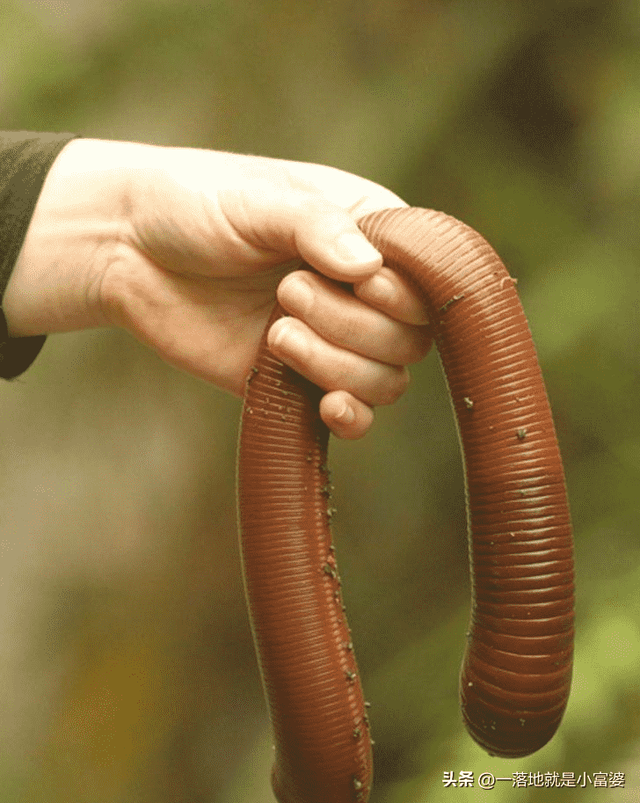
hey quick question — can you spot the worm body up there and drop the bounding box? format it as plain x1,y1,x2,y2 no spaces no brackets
237,207,574,802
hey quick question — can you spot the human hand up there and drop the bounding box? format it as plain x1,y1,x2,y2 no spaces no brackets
5,139,431,438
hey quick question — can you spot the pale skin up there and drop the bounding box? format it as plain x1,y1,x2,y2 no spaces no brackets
4,139,431,439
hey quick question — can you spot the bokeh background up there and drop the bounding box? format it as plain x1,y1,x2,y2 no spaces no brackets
1,1,639,801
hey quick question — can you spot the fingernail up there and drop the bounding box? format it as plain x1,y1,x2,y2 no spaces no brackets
281,275,314,315
360,272,394,304
334,400,355,424
335,232,381,265
270,319,309,361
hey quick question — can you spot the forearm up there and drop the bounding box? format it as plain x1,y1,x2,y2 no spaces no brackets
3,138,146,337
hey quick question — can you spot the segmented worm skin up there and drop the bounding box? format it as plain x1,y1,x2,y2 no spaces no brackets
237,207,574,802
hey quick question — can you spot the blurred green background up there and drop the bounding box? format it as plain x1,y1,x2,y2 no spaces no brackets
1,1,638,801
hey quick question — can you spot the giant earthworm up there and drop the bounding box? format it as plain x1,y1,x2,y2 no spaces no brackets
237,207,574,803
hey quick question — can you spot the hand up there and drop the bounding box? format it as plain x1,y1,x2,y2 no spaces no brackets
5,139,431,438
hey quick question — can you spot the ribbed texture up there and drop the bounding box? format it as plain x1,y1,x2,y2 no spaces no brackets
238,341,372,803
237,207,574,802
358,208,573,758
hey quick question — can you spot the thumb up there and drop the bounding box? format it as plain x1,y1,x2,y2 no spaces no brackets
293,202,385,282
220,181,387,281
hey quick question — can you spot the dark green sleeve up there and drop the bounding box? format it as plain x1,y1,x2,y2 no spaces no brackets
0,131,80,379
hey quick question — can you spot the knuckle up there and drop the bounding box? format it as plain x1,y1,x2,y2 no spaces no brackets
376,366,410,405
326,361,356,393
406,327,433,363
393,324,432,365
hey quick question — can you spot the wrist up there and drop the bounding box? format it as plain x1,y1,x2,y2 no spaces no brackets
2,138,141,337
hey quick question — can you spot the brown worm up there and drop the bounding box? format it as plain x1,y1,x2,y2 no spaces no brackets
237,207,574,803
